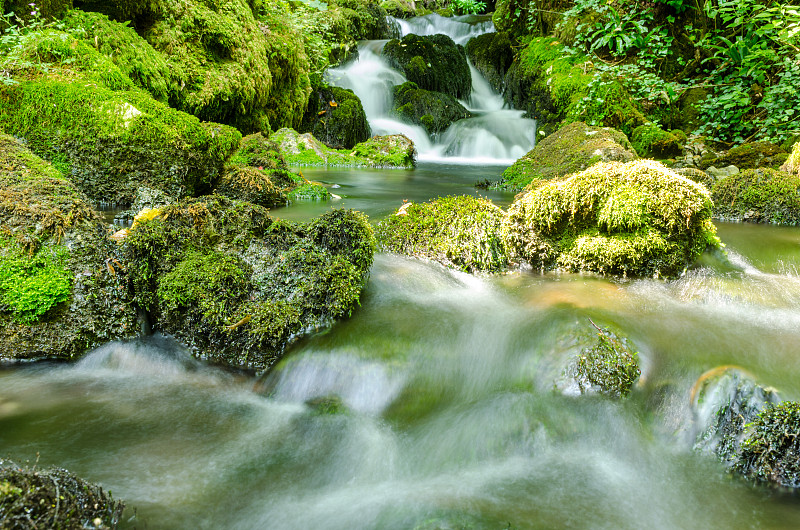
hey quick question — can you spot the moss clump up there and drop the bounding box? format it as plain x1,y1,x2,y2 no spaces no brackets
505,159,719,278
392,82,471,135
0,133,137,362
0,241,72,323
711,168,800,225
0,33,241,204
734,401,800,488
380,0,416,18
493,122,637,191
573,320,640,397
674,167,714,190
122,196,375,371
382,33,471,100
300,86,371,149
270,128,416,168
288,182,330,201
631,123,684,159
376,196,509,273
214,166,290,208
0,459,125,529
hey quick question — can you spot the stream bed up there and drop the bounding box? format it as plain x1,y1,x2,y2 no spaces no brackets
2,162,800,528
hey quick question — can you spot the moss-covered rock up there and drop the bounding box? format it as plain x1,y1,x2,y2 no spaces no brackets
734,401,800,489
674,167,714,190
0,133,137,362
570,320,640,397
493,122,637,191
780,141,800,175
711,168,800,225
692,366,780,465
7,0,72,21
376,195,509,273
631,123,684,159
270,128,416,168
465,31,514,92
380,0,416,18
505,159,719,278
0,459,125,529
702,141,788,170
392,82,472,135
121,196,375,371
300,86,371,149
382,33,471,100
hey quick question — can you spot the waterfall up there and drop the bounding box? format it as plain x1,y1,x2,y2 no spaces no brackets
325,14,536,166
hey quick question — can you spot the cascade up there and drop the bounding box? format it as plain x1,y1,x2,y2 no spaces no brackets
325,14,536,165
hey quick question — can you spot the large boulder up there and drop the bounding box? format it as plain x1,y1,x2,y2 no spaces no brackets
0,28,241,204
270,128,416,168
465,31,514,92
392,82,472,135
0,134,137,362
0,459,125,529
711,168,800,225
300,86,371,149
376,195,509,273
494,122,637,191
121,196,375,372
505,159,719,278
382,33,471,100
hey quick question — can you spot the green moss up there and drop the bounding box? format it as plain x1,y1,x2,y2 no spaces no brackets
711,168,800,225
0,240,72,323
707,141,788,170
6,0,72,21
382,33,471,99
288,182,330,201
380,0,415,18
631,123,684,159
494,122,636,191
215,166,289,208
392,81,471,134
300,86,370,149
734,401,800,488
574,321,640,397
270,128,416,168
0,70,241,202
122,196,374,371
376,195,509,273
782,141,800,175
505,159,719,278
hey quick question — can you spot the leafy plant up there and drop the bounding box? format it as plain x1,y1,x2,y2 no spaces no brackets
451,0,486,15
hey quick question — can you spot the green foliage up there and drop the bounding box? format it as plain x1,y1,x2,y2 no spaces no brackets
575,320,641,397
376,195,509,273
0,240,72,323
288,182,330,201
735,401,800,488
451,0,486,15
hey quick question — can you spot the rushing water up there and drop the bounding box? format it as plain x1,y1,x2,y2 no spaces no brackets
325,14,536,165
3,167,800,527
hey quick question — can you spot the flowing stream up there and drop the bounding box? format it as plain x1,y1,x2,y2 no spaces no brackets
3,13,800,530
326,14,536,165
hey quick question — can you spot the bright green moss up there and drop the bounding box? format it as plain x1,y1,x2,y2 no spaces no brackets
782,141,800,175
377,195,509,273
505,159,719,278
712,168,800,225
631,123,684,159
270,128,416,168
0,240,72,323
574,321,641,397
288,182,330,201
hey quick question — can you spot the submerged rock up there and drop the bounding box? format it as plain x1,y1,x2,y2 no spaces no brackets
376,195,509,273
0,459,125,529
735,401,800,489
493,122,637,191
382,33,471,100
506,159,719,278
567,320,641,398
392,82,472,135
300,86,371,149
692,366,780,464
121,196,375,372
0,133,137,362
270,128,416,168
711,168,800,225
